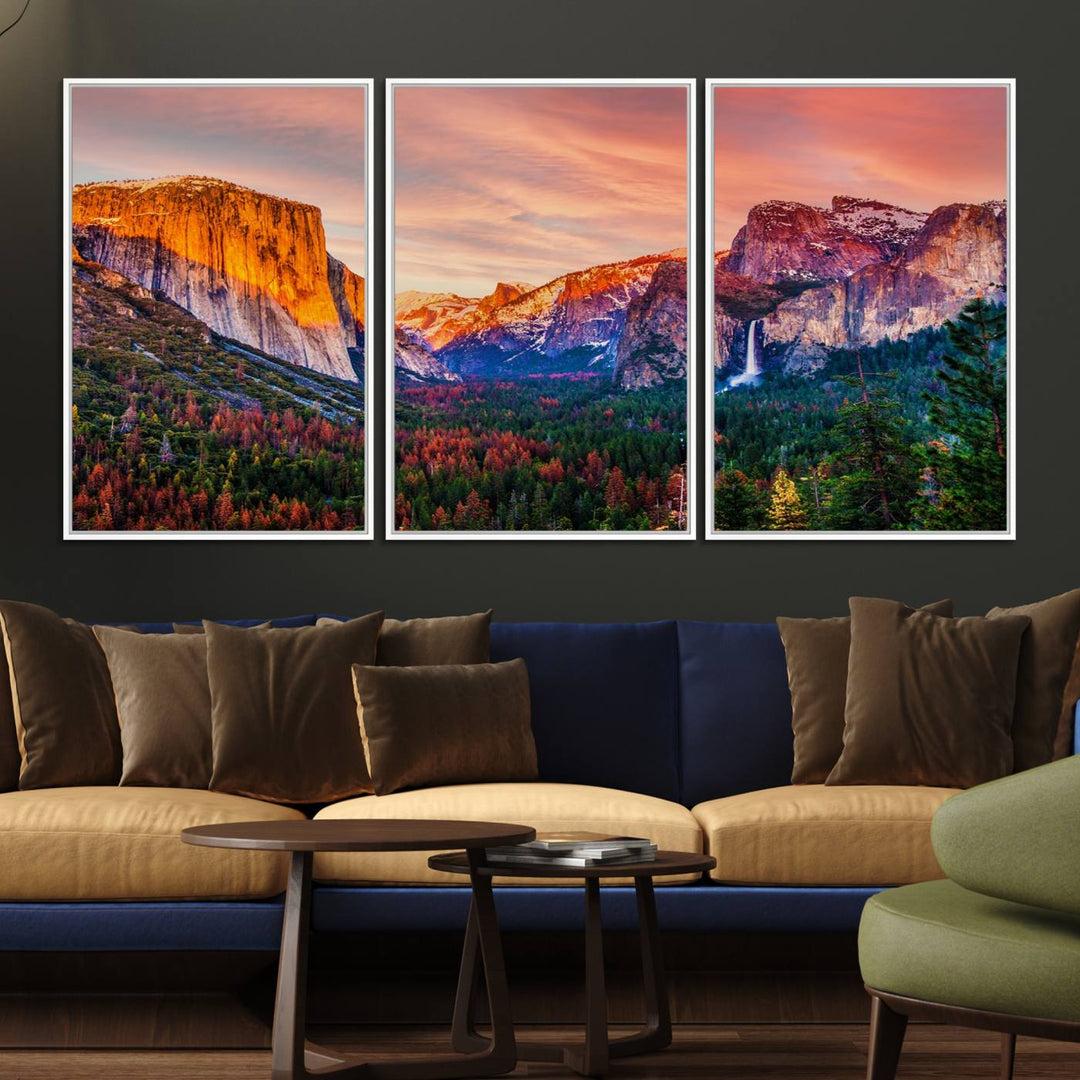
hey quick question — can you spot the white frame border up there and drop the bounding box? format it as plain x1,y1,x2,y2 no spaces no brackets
385,77,697,541
704,77,1016,541
62,77,375,541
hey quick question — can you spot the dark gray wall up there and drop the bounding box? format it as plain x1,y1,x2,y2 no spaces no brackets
0,0,1074,622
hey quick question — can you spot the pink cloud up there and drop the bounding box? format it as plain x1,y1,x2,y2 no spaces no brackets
71,84,367,272
393,84,689,296
713,85,1008,249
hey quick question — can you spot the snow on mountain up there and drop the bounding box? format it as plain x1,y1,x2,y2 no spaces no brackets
430,254,673,377
826,196,928,249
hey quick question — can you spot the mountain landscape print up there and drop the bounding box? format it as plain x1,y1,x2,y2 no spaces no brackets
708,82,1012,537
389,80,693,537
65,80,371,537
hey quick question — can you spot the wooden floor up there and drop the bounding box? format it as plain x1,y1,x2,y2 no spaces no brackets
2,1024,1080,1079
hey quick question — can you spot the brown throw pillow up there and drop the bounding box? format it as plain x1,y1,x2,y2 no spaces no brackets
827,598,1029,788
352,659,536,796
173,621,271,634
778,599,954,784
93,626,213,788
0,648,19,792
317,611,492,666
0,601,121,788
207,613,384,803
1056,641,1080,760
987,589,1080,772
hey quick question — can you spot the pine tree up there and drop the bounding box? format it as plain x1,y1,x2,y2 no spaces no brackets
827,349,918,529
920,298,1007,530
767,468,806,530
714,468,766,530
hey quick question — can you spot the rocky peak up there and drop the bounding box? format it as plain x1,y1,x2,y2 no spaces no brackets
395,292,481,350
826,195,928,252
726,199,889,285
478,281,533,314
327,254,365,353
749,199,1008,373
903,202,1007,284
71,175,364,381
615,259,687,389
393,326,461,384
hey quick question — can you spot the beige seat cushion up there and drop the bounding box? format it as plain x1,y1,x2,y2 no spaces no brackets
693,785,959,886
0,787,305,900
314,782,703,886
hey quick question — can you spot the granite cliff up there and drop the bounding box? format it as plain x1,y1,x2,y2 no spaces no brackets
72,176,365,381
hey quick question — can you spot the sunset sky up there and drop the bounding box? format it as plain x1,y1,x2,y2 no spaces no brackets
713,84,1008,250
393,84,690,297
70,84,367,271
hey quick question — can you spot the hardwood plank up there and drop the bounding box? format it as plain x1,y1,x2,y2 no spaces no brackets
1,1025,1079,1079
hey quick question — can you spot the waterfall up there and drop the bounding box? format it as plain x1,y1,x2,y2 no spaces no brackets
745,320,759,377
724,320,762,390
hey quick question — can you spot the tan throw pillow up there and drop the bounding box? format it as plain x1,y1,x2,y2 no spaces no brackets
0,601,121,788
317,611,492,666
207,614,384,803
0,647,19,792
987,589,1080,772
93,626,213,788
778,599,954,784
827,597,1030,788
173,621,270,634
352,659,536,796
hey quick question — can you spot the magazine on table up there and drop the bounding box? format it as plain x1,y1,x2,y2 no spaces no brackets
484,833,657,867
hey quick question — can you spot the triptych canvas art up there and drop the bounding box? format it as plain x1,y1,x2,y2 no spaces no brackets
64,78,1013,541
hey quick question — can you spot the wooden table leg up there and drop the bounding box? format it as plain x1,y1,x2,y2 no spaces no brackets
272,849,515,1080
563,877,609,1078
516,876,674,1076
449,898,487,1054
272,850,317,1080
462,849,518,1074
609,875,671,1058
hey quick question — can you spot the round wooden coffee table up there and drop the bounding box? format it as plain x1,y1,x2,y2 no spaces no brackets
183,819,535,1080
429,849,716,1078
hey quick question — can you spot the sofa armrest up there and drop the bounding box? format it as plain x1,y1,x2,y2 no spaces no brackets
931,756,1080,917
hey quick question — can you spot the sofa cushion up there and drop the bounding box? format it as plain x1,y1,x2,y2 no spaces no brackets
987,588,1080,772
829,598,1027,788
172,621,271,634
1056,640,1080,759
693,784,958,886
312,782,702,886
93,625,213,788
677,621,794,806
320,612,493,666
777,600,953,784
353,660,536,795
206,615,383,804
490,621,679,801
0,787,305,900
0,600,122,788
0,646,18,793
139,615,317,634
860,879,1080,1022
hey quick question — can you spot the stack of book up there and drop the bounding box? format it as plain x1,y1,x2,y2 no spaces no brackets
484,832,657,868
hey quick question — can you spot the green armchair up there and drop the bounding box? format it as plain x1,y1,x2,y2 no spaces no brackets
859,755,1080,1080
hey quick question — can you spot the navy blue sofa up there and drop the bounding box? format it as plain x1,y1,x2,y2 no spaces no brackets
4,617,1071,954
